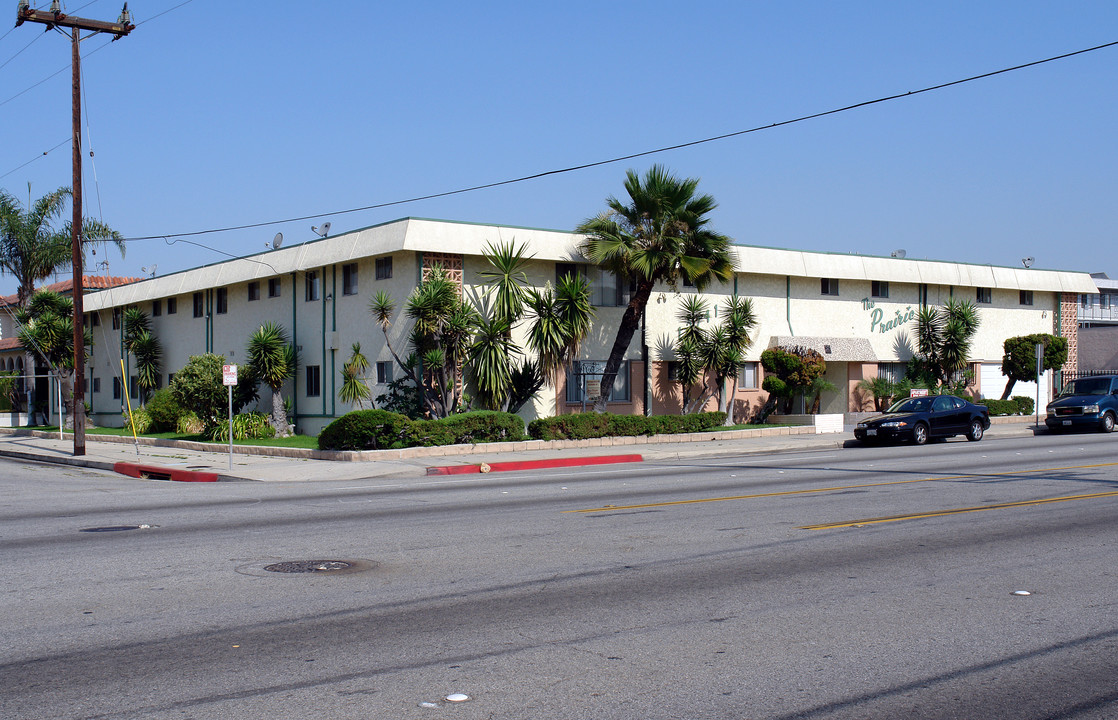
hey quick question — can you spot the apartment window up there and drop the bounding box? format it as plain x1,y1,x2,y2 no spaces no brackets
113,377,121,399
268,278,281,298
565,360,630,403
821,278,840,296
376,361,393,384
1019,290,1034,306
976,287,992,304
305,271,320,301
152,299,162,317
167,297,177,315
740,361,759,389
193,292,204,318
129,376,139,400
306,365,321,397
216,288,228,314
878,362,907,384
343,263,359,295
112,308,121,329
871,281,889,299
92,377,100,393
89,312,100,327
918,283,929,307
248,282,260,302
375,256,393,280
1102,294,1112,310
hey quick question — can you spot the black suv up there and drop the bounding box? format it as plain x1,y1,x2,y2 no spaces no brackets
1045,375,1118,433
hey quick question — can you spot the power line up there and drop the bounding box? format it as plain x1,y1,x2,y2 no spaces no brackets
0,138,71,181
118,38,1118,244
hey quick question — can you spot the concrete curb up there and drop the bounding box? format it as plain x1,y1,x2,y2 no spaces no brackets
426,453,644,476
112,462,219,483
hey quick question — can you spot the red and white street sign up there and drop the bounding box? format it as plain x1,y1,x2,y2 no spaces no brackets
222,364,238,386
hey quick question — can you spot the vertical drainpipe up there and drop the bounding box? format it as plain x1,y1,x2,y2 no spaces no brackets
786,276,794,335
291,272,298,428
206,289,213,353
330,265,337,419
321,265,329,417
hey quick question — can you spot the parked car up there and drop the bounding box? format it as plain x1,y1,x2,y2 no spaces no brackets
855,395,991,445
1045,375,1118,433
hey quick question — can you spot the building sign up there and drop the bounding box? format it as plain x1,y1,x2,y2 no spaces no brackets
862,299,917,335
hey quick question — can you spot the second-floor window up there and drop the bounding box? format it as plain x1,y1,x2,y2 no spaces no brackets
216,288,228,314
343,263,358,295
821,278,839,296
871,281,889,298
306,271,320,302
193,292,204,318
977,287,992,304
248,282,260,301
1019,290,1033,306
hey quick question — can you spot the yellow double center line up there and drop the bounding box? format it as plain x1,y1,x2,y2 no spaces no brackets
566,461,1118,528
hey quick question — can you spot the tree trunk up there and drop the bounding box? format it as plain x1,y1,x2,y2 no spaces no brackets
592,281,654,413
271,388,291,437
1000,377,1016,400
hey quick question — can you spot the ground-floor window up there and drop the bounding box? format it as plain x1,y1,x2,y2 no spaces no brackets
306,365,321,397
566,360,630,403
877,362,907,383
376,361,393,384
740,361,759,389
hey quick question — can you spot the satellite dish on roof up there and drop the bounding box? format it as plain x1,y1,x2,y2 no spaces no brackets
1022,257,1035,268
269,232,283,250
311,222,331,238
141,264,157,277
891,249,907,259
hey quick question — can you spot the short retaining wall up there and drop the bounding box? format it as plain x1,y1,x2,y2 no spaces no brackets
0,413,29,428
767,413,844,434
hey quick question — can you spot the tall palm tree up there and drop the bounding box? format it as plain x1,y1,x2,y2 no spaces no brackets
0,186,124,307
577,165,735,412
246,322,298,436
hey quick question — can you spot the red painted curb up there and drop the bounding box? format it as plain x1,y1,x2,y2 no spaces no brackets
113,462,219,483
426,453,643,476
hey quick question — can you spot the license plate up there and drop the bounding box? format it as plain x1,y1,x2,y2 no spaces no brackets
1063,420,1072,426
867,429,877,436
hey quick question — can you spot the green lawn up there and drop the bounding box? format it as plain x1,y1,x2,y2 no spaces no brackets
27,425,320,449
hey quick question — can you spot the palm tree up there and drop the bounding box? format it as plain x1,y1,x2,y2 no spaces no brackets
15,290,91,426
577,165,735,412
123,307,162,405
914,298,981,386
0,186,124,307
339,343,372,408
246,321,298,436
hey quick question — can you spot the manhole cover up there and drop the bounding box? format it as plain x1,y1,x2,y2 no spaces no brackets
264,560,354,573
80,525,143,533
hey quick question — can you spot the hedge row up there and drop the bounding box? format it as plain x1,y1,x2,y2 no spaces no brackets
527,411,727,441
317,409,525,451
983,396,1035,416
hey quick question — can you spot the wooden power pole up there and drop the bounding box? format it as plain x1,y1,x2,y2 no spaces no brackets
16,2,134,456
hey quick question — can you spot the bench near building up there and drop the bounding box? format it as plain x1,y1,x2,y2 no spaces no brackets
18,217,1098,433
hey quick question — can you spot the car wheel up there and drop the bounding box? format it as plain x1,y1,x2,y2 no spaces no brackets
966,419,984,442
1103,412,1116,433
912,423,928,445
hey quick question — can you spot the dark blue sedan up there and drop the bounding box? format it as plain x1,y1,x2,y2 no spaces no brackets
855,395,991,445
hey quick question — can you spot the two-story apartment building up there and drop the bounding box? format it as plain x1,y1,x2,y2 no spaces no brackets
10,218,1098,432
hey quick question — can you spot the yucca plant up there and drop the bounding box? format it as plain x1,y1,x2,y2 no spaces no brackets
246,321,298,436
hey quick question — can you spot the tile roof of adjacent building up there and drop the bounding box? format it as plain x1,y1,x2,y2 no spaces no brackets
0,276,143,308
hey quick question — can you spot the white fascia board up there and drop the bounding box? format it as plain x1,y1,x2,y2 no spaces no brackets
400,218,583,261
730,245,1096,294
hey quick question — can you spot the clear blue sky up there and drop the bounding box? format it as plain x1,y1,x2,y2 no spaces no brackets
1,1,1116,295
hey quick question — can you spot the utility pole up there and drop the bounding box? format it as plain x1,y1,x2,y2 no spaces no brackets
16,2,134,456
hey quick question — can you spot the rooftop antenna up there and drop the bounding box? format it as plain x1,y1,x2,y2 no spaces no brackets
1022,257,1035,269
891,249,907,259
268,232,284,250
141,264,157,278
311,222,331,238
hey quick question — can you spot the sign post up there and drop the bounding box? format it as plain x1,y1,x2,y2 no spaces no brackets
1035,343,1044,427
223,364,237,471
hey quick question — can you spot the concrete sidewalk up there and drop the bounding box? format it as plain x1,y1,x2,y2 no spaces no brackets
0,417,1043,483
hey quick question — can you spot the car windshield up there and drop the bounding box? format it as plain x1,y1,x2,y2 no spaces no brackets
887,397,932,413
1060,378,1113,396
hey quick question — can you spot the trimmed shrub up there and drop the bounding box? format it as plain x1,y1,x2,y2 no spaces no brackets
318,409,411,451
1012,396,1035,416
528,411,727,441
983,398,1019,416
406,419,456,447
145,389,184,432
435,411,525,444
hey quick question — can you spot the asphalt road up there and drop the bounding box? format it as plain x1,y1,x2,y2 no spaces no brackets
3,432,1118,719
